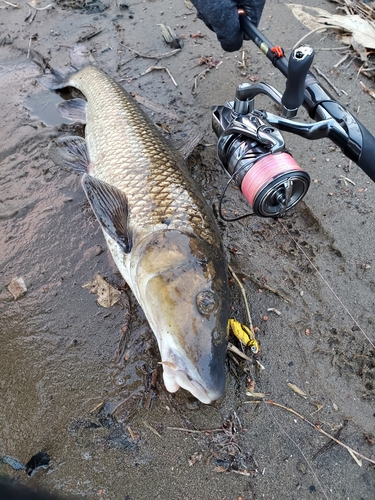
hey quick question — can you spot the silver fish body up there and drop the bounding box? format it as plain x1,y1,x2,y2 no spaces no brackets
42,63,229,403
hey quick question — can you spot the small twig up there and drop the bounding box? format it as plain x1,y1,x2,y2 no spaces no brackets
27,1,53,10
313,65,341,96
358,67,375,74
126,425,136,440
343,57,355,70
228,265,253,332
141,65,177,86
333,52,350,68
292,27,327,50
340,174,355,186
24,7,36,22
143,420,162,438
312,420,347,460
237,48,248,69
248,400,375,466
89,401,104,414
192,68,211,91
1,0,20,7
122,44,181,60
315,47,351,52
261,282,291,303
360,80,375,100
175,11,195,17
231,469,251,476
228,342,252,362
228,351,240,366
267,307,281,316
238,271,292,303
77,29,103,43
27,35,32,59
255,359,265,371
167,426,223,433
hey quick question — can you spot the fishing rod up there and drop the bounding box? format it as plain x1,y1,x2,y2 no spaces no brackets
212,9,375,219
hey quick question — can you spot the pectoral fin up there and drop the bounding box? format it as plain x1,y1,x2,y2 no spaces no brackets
49,136,90,173
82,173,132,254
57,98,87,124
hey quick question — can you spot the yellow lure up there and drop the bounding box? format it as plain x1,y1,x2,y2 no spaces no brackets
227,318,259,354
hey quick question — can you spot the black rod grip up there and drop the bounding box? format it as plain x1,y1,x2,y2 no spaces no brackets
354,119,375,182
282,46,315,111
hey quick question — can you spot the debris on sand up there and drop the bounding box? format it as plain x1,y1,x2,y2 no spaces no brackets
0,455,25,470
0,0,20,8
188,452,202,466
287,382,308,399
7,276,27,299
25,451,50,476
158,23,182,49
288,2,375,77
82,274,121,307
141,65,178,86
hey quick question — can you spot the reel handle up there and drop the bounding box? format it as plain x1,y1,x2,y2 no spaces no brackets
281,46,314,117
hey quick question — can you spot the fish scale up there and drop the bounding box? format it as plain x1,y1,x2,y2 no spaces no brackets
69,66,217,243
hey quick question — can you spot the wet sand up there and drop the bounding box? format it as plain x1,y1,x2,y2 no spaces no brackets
0,0,375,498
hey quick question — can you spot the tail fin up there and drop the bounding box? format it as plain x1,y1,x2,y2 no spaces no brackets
37,43,96,90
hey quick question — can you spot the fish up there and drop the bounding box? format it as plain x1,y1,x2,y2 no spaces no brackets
38,45,229,404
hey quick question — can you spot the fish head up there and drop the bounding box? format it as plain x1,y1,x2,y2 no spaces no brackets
135,230,229,404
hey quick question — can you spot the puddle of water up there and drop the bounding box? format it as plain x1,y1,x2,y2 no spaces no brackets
23,90,72,127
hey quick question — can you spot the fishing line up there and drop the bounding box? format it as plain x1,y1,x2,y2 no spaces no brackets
261,399,331,500
278,219,375,350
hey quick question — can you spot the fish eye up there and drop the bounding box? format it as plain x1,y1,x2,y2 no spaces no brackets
196,290,218,315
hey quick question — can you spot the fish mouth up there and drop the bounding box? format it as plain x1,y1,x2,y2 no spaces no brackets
160,349,224,405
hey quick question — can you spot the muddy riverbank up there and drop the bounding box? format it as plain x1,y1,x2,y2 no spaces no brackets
1,0,375,498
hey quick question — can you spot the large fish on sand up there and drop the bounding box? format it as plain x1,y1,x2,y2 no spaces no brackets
38,46,229,404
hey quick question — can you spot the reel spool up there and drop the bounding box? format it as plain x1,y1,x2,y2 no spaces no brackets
213,105,310,218
241,152,310,217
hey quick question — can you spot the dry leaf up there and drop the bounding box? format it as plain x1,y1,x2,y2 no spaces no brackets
7,277,27,299
213,465,228,473
286,4,330,31
310,401,324,412
188,452,202,466
287,382,308,399
184,0,193,9
287,4,375,50
82,274,121,308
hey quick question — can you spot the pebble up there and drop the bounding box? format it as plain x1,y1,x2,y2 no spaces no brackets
297,462,306,474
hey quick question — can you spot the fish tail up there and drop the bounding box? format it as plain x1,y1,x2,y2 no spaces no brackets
37,43,95,90
37,67,72,90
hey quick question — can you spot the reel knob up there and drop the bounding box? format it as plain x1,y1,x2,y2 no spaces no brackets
282,46,315,117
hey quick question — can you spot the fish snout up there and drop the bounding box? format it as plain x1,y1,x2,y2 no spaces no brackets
160,346,226,404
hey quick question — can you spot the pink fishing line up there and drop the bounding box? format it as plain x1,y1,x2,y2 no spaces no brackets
241,152,302,207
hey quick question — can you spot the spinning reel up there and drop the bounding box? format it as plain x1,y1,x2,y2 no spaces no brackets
212,46,314,219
